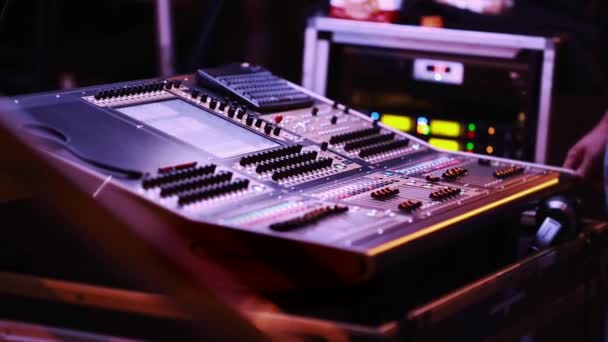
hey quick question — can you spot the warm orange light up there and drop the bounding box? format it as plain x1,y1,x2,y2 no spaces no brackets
488,127,496,135
486,146,494,154
518,112,526,122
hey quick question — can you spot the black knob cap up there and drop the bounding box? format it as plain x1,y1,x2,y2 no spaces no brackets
94,91,102,100
227,106,236,118
255,118,264,128
321,142,328,151
219,101,228,111
173,80,182,88
209,99,217,110
273,126,281,136
165,80,174,89
201,93,209,103
343,107,350,114
312,107,319,116
330,116,338,125
333,101,339,109
246,115,254,126
191,90,200,99
237,108,246,119
264,123,273,134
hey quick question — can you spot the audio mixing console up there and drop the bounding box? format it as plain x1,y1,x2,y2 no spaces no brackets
6,63,576,289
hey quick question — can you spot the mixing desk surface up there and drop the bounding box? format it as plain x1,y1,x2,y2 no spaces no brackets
6,63,576,288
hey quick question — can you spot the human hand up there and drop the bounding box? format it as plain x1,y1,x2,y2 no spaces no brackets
563,112,608,181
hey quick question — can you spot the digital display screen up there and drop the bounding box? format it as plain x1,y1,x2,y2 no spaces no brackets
116,99,278,158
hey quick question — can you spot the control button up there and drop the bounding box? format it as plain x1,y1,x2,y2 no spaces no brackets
264,123,273,135
219,100,228,111
371,187,400,199
442,167,468,180
227,106,236,118
320,142,328,151
398,200,422,212
246,115,254,126
255,118,264,128
312,107,319,116
429,187,461,200
173,80,182,88
209,98,217,110
330,116,338,125
273,126,281,136
274,115,283,124
201,93,209,103
165,80,174,89
237,108,246,119
191,90,200,99
333,101,339,109
343,107,350,114
426,175,440,183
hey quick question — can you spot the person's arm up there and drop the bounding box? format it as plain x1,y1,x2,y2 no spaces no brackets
563,111,608,180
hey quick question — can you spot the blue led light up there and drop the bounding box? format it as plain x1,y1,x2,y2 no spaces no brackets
371,111,381,121
417,117,429,125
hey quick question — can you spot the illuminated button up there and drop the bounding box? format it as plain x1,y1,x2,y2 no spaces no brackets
429,138,460,151
486,146,495,154
488,126,496,135
466,142,475,151
467,131,476,139
382,114,412,131
468,123,477,132
430,119,461,137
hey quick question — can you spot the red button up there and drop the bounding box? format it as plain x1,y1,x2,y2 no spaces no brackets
274,115,283,124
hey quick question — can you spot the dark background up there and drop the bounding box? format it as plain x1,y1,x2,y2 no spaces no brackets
0,0,606,163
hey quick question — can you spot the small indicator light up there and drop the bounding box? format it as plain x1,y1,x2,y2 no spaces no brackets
429,138,461,151
488,126,496,135
430,119,462,138
466,142,475,151
486,146,495,154
468,123,477,132
371,111,381,121
518,112,526,122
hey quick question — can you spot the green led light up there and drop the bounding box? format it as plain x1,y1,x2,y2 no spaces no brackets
466,142,475,150
467,123,477,132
